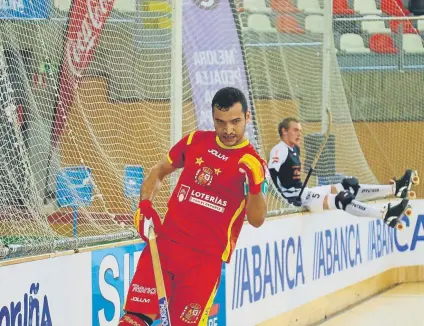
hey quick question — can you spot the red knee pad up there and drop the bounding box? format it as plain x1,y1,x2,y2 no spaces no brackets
118,313,148,326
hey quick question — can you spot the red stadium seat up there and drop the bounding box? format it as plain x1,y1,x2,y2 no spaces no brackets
381,0,410,16
333,0,355,14
276,14,305,33
389,20,417,34
369,34,398,53
270,0,300,13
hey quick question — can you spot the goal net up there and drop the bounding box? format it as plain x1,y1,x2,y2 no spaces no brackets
238,1,383,212
2,0,422,258
0,0,175,256
333,14,424,192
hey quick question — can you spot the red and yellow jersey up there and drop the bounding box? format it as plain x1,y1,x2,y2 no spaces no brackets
160,130,266,263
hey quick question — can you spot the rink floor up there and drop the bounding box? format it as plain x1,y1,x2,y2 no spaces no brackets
317,283,424,326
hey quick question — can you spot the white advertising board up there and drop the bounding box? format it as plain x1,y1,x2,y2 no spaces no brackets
0,242,146,326
225,200,424,326
0,253,91,325
1,200,423,326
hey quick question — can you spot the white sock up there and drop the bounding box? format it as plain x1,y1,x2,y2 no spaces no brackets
345,200,383,219
355,184,394,201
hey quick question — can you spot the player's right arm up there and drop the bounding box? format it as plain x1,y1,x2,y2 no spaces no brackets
139,131,194,202
140,156,177,202
134,132,194,239
134,156,177,240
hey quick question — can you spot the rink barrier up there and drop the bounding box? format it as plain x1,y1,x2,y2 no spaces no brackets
1,199,424,325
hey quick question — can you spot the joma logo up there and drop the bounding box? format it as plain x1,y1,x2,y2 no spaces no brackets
208,149,228,161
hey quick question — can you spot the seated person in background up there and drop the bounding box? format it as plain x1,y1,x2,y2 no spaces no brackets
268,117,419,229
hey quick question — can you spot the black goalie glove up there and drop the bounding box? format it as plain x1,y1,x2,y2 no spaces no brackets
335,190,355,210
341,176,360,197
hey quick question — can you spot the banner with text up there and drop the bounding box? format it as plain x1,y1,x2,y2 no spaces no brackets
0,254,91,325
52,0,114,146
182,0,256,146
226,200,424,326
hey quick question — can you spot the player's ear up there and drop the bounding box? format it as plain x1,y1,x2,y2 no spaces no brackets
246,110,251,123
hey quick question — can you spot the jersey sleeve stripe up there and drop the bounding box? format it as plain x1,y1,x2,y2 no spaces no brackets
167,153,173,164
221,199,246,262
187,131,196,145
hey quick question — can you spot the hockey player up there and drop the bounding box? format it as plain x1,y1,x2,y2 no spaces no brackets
119,87,269,326
268,117,419,229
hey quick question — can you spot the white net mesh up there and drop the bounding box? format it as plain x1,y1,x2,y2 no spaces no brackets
335,14,424,195
238,0,379,214
0,0,176,256
1,0,423,259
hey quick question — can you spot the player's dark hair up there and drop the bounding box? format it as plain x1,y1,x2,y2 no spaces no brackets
211,87,248,116
278,117,300,137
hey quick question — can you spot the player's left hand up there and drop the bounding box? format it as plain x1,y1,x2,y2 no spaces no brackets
238,154,267,195
133,200,162,242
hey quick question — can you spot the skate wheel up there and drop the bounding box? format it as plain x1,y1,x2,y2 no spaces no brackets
408,191,416,199
405,208,412,217
412,176,420,185
396,222,404,231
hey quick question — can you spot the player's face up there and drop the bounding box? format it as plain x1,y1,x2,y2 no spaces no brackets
213,102,250,147
284,121,302,147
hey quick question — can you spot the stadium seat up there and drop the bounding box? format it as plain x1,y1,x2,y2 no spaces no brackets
333,0,355,15
276,14,305,33
245,14,277,32
297,0,323,14
369,34,398,53
381,0,410,16
362,15,391,34
389,20,417,34
418,20,424,33
402,34,424,53
340,33,371,53
305,15,324,33
270,0,300,13
353,0,382,14
243,0,272,13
